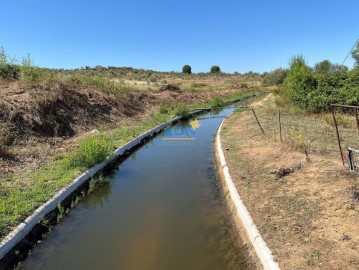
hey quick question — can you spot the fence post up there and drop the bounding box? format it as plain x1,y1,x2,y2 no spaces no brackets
355,108,359,134
251,109,265,134
332,109,345,167
278,109,283,142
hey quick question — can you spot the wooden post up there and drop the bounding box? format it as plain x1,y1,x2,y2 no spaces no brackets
278,109,283,142
355,108,359,134
332,109,345,167
251,109,265,134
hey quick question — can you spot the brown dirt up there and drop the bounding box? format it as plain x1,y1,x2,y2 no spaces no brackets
0,78,249,178
221,94,359,269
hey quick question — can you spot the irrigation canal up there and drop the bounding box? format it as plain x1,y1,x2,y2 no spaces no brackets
19,104,248,270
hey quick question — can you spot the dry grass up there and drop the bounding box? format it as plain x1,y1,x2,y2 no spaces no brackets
220,94,359,269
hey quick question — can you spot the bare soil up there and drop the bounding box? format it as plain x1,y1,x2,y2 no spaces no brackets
221,94,359,269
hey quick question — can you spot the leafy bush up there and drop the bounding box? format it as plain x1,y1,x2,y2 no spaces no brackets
20,54,42,81
352,41,359,67
281,55,359,112
0,47,20,80
263,68,287,86
182,65,192,74
313,60,348,74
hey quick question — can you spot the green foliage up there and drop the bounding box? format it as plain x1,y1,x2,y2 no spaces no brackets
174,104,190,116
210,65,221,74
352,41,359,66
263,68,288,86
211,97,224,108
159,104,170,114
281,55,359,112
313,60,332,74
66,135,114,169
20,54,42,81
0,47,20,80
284,55,317,108
182,65,192,74
85,76,128,94
313,60,348,74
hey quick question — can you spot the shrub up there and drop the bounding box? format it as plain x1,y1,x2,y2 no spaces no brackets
313,60,348,74
210,65,221,74
66,135,114,169
263,68,287,86
281,55,359,112
20,54,42,81
0,47,20,80
182,65,192,74
283,55,317,109
85,76,128,94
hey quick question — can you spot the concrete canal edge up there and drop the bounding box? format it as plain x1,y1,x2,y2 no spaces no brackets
0,93,261,267
215,111,281,270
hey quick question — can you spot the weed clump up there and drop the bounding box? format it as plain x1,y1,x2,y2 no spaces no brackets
174,104,189,116
66,135,114,169
211,97,224,108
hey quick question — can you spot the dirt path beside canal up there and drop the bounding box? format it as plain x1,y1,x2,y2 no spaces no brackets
219,94,359,269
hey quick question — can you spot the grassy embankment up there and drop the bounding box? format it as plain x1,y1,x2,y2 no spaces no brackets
0,49,262,239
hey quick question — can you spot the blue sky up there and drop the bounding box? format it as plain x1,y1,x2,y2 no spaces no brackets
1,0,358,73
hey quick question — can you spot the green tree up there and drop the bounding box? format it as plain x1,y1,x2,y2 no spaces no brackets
313,60,332,74
182,65,192,74
262,68,287,86
283,55,316,108
313,60,348,74
210,65,221,74
352,40,359,67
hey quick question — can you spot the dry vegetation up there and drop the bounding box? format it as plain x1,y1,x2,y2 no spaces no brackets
0,71,261,177
221,94,359,269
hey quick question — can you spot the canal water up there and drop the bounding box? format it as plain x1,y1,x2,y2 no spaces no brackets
19,105,246,270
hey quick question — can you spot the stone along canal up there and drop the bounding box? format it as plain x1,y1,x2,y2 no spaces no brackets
19,104,250,270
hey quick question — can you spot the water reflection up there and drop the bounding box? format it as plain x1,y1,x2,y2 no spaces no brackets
81,180,112,209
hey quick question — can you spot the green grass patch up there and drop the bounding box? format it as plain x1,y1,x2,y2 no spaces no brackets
64,135,115,169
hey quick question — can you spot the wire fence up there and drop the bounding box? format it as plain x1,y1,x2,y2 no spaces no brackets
250,104,359,173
